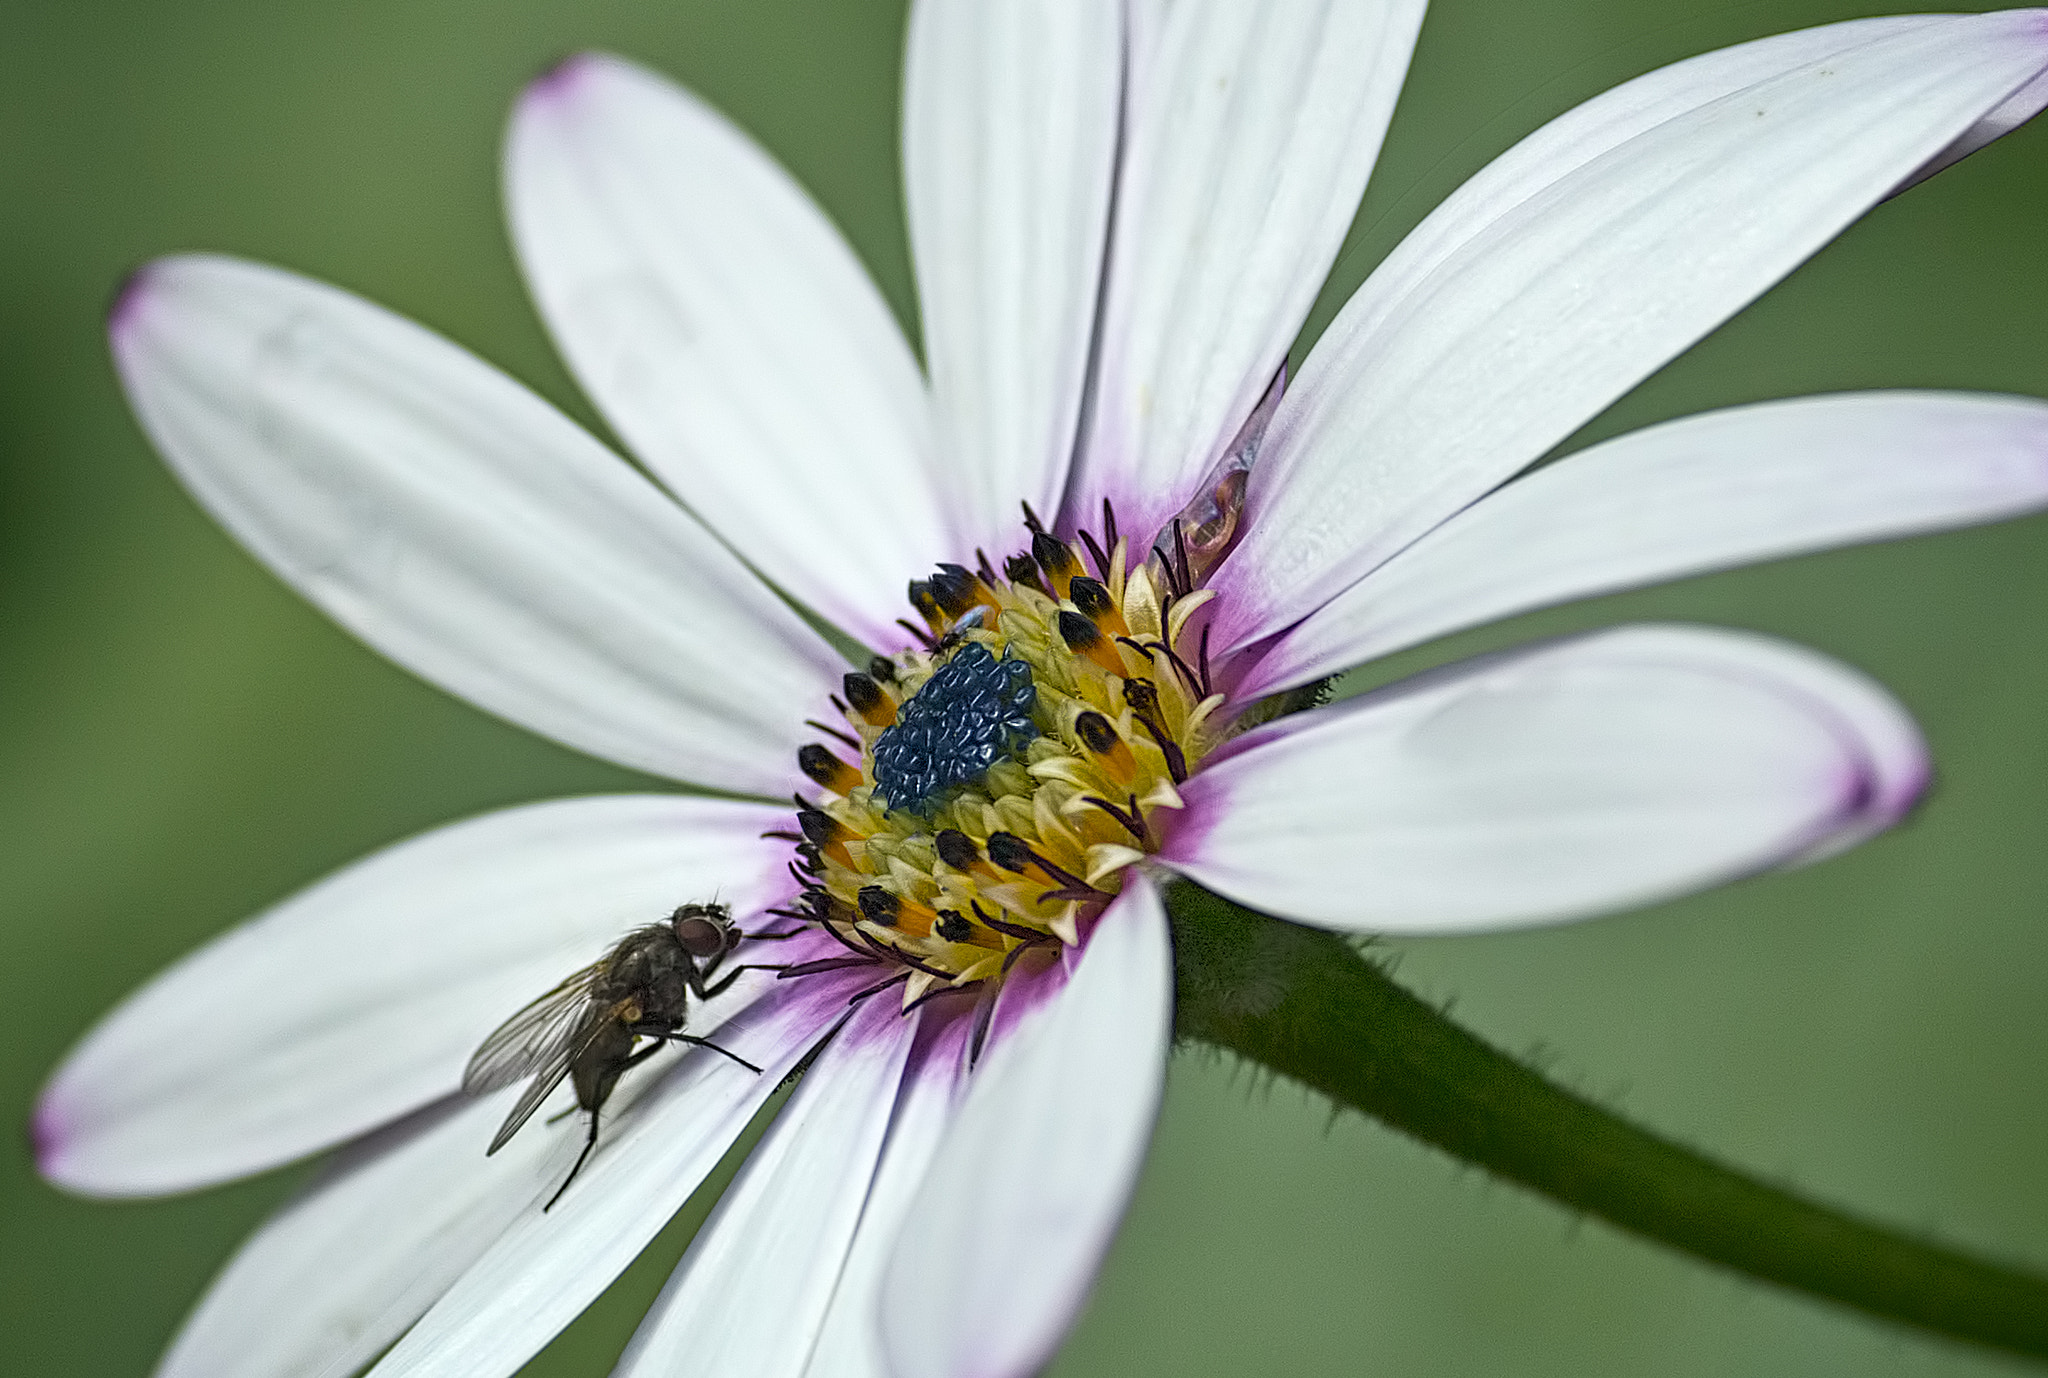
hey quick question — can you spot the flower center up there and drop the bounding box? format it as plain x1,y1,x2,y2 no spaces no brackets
871,642,1040,813
774,507,1228,1009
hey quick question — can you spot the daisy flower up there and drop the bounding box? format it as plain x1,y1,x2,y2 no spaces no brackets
34,5,2048,1378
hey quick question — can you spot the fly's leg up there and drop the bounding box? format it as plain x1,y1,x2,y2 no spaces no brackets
620,1023,762,1075
658,1032,761,1073
545,1108,602,1212
845,970,911,1008
541,1039,672,1209
688,963,786,1001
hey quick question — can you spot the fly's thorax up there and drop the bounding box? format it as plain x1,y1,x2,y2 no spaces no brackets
782,512,1229,1006
596,925,694,1025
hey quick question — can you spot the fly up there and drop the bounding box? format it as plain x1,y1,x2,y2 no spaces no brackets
928,604,988,657
462,901,771,1209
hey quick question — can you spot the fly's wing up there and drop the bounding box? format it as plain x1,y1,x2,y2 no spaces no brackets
485,1050,579,1155
484,996,649,1155
464,963,607,1155
463,961,606,1095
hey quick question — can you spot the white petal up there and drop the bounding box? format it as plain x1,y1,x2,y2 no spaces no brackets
37,795,791,1196
614,998,919,1378
798,1020,966,1378
1066,0,1427,546
112,255,840,793
1694,625,1926,866
508,54,946,649
1212,12,2048,650
880,878,1172,1378
157,1096,561,1378
903,0,1122,558
366,972,861,1378
1896,62,2048,194
1168,626,1926,934
1239,391,2048,696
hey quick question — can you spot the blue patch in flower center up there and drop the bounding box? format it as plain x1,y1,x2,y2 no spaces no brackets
871,642,1038,814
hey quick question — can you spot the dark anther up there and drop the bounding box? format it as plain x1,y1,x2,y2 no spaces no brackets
1058,609,1103,652
1084,793,1149,844
797,745,838,784
1150,538,1175,592
796,809,841,847
760,828,802,842
928,563,984,618
807,718,862,750
969,988,998,1065
985,831,1036,873
843,672,887,716
778,954,882,980
846,971,912,1007
1121,634,1202,695
867,655,898,684
907,580,944,627
1102,498,1120,552
1123,678,1189,784
934,910,974,943
1020,500,1046,534
867,936,955,980
798,744,855,791
1068,576,1114,621
1074,710,1120,756
904,978,985,1015
1076,527,1111,580
1004,551,1050,596
929,564,978,616
815,914,875,957
1145,518,1195,599
974,901,1057,945
975,548,999,584
934,828,981,871
1032,530,1079,585
857,886,901,927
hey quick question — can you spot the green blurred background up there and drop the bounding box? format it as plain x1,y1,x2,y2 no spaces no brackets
3,1,2044,1374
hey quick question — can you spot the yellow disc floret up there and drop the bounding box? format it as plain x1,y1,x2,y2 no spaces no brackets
781,511,1227,1012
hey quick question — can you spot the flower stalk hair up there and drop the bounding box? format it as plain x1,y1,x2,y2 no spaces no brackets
1169,882,2048,1363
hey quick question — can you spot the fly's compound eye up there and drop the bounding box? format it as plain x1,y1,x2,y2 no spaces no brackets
671,903,735,958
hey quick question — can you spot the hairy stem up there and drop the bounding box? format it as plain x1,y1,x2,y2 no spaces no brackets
1164,880,2048,1362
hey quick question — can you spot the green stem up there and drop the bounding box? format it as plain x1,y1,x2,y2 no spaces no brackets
1164,880,2048,1362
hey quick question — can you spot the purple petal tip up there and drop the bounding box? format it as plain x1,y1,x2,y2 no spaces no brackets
106,262,158,339
1886,750,1937,824
28,1095,68,1176
528,51,601,103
